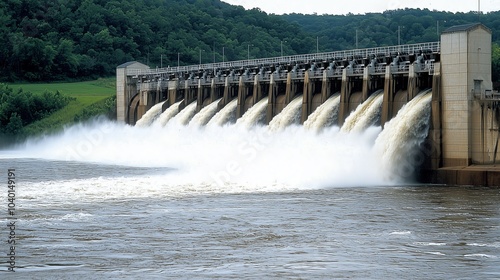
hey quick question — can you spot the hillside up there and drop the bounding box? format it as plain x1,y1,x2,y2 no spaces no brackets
1,1,499,83
282,9,500,50
0,0,314,82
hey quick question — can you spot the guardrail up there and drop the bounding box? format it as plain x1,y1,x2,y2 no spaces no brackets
127,41,440,77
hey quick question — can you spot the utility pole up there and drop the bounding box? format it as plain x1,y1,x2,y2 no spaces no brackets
316,36,319,53
177,52,180,67
398,26,401,46
223,47,225,63
356,30,358,49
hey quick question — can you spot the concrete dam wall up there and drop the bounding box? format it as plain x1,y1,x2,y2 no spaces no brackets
116,23,499,186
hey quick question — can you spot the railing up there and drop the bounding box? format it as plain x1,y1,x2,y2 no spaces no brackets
126,41,440,76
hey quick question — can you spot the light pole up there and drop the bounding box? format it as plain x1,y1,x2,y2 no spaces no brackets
161,54,163,68
281,40,285,57
316,36,319,53
247,44,251,60
222,47,225,63
398,26,401,45
177,52,180,67
199,49,202,64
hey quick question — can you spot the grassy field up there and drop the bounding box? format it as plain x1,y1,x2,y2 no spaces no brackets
7,78,116,136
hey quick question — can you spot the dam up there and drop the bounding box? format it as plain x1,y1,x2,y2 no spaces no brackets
116,23,499,186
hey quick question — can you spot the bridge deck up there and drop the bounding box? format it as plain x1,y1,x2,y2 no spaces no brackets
127,42,440,77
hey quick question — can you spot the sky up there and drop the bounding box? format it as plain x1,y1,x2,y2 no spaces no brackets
221,0,499,15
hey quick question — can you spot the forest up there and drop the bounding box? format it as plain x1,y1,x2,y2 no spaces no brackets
0,0,499,82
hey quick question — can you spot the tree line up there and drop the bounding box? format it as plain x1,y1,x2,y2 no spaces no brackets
0,0,499,82
0,84,73,135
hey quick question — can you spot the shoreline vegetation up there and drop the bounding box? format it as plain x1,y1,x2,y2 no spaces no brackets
0,78,116,147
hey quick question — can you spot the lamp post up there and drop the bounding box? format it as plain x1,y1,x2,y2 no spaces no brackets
281,40,286,57
247,44,251,60
223,47,225,63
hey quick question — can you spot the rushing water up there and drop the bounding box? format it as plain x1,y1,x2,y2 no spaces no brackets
1,94,499,278
303,93,341,132
134,101,166,127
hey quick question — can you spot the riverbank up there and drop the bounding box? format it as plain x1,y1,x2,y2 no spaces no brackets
1,78,116,145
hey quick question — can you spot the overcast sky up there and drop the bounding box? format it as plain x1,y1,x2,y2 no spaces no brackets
221,0,499,15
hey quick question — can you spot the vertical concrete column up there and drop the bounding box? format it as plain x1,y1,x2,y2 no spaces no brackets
252,74,262,105
168,80,179,109
236,77,246,118
266,73,277,124
320,69,331,102
361,66,370,101
230,76,244,110
380,65,394,126
196,79,203,112
407,64,418,100
116,67,127,123
301,70,313,124
338,69,351,126
284,72,295,104
429,62,442,169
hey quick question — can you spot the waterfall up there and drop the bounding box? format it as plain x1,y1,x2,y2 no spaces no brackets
374,90,433,182
207,98,238,127
268,95,303,132
153,100,182,127
170,101,197,126
303,94,341,132
236,98,268,129
341,90,384,133
189,98,223,127
135,101,166,127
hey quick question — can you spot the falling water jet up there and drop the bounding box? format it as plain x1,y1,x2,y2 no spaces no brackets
189,98,223,127
207,98,238,127
135,101,166,127
268,96,304,132
153,100,182,127
341,90,384,133
170,101,197,126
374,90,433,182
236,98,269,129
304,94,341,132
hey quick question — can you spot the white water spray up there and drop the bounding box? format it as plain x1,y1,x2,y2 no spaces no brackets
153,100,182,127
268,96,303,132
236,98,268,129
303,94,341,132
134,101,166,127
189,98,223,127
6,89,435,190
374,90,432,182
207,98,238,127
341,90,383,133
170,101,197,126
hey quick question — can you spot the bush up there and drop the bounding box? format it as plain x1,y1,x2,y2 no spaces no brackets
0,84,74,135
